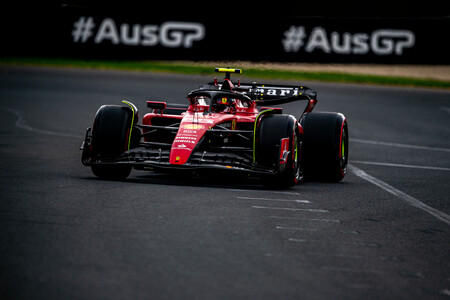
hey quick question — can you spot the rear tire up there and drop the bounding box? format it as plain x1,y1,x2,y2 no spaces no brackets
300,112,348,182
258,114,301,188
90,105,133,180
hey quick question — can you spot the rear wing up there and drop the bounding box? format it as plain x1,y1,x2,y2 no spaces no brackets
236,82,316,102
206,80,318,115
207,67,318,115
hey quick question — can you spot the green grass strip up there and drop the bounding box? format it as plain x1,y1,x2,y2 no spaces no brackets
1,57,449,89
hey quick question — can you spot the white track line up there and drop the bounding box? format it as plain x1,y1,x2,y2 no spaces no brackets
228,189,300,195
351,160,450,172
288,238,381,248
350,138,450,153
275,226,318,231
321,266,384,274
1,107,82,138
269,216,341,223
349,164,450,225
237,196,310,203
252,206,329,213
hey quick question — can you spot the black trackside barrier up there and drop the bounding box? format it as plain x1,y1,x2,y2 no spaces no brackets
3,6,449,64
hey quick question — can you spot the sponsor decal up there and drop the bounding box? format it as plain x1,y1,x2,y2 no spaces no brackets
254,87,301,98
72,16,205,48
194,119,214,124
174,136,196,144
173,145,192,150
282,26,415,56
182,124,205,130
178,132,197,136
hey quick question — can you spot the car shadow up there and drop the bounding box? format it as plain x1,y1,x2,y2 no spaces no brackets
81,169,350,191
82,170,295,191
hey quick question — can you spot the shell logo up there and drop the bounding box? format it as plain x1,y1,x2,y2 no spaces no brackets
182,124,205,130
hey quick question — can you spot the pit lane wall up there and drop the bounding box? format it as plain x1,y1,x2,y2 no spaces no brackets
3,8,449,64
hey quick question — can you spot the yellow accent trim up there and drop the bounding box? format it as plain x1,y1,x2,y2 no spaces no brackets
122,100,135,151
216,68,242,74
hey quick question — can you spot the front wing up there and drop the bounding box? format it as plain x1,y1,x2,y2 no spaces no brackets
81,126,284,176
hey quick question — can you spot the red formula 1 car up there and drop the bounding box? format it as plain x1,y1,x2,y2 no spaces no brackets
81,68,348,188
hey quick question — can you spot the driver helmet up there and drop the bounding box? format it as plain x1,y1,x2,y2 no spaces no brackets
212,97,236,112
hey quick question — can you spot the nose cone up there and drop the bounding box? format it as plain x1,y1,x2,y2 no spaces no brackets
169,123,207,165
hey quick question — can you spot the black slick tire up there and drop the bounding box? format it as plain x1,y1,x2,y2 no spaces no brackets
90,105,133,180
300,112,348,182
258,114,301,188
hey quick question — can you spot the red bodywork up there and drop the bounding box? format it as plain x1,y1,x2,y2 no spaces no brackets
142,75,317,168
80,68,350,186
143,100,258,166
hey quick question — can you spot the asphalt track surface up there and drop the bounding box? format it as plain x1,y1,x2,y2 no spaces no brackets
1,66,449,299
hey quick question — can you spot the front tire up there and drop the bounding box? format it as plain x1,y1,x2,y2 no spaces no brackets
90,105,134,180
257,114,301,188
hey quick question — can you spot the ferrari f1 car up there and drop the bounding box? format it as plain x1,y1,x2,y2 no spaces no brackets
81,68,348,188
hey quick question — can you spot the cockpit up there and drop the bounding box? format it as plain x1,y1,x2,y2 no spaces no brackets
190,95,250,113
